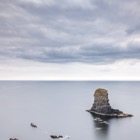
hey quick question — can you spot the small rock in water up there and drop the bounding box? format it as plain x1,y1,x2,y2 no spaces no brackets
50,135,63,139
94,118,103,122
30,123,37,128
94,118,109,124
50,135,70,139
9,138,18,140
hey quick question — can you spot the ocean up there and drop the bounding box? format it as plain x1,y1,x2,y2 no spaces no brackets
0,81,139,140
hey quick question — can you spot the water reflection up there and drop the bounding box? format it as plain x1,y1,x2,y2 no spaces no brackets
91,114,110,140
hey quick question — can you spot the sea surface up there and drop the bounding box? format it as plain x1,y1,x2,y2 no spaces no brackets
0,81,140,140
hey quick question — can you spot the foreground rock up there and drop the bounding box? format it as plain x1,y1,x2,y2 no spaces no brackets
50,135,70,139
9,138,18,140
50,135,63,139
87,88,133,118
30,123,37,128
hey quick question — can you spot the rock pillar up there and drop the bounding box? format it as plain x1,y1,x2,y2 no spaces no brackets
91,88,123,114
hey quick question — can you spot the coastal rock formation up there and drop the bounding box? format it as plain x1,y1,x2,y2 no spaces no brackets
87,88,133,117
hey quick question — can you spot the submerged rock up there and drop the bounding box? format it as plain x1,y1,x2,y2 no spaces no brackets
87,88,133,117
94,117,109,124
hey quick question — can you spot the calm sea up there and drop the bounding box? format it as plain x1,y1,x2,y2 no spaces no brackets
0,81,139,140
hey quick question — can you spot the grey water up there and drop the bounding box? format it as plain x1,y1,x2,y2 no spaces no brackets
0,81,140,140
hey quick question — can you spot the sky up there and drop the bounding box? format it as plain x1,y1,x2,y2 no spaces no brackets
0,0,140,80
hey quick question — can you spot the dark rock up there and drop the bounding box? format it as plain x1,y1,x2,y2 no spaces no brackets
87,88,133,117
50,135,63,139
9,138,18,140
30,123,37,128
50,135,58,139
58,135,63,138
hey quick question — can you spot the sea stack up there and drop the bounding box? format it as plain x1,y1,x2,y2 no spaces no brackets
87,88,133,117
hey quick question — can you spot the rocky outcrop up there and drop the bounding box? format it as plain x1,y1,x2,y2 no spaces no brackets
87,88,133,117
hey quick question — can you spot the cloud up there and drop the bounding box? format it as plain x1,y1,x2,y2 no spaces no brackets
0,0,140,79
126,25,140,35
18,0,95,10
0,58,140,80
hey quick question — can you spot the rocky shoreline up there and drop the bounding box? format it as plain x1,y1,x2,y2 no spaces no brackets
87,88,133,118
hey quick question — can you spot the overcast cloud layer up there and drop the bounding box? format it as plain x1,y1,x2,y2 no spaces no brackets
0,0,140,80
